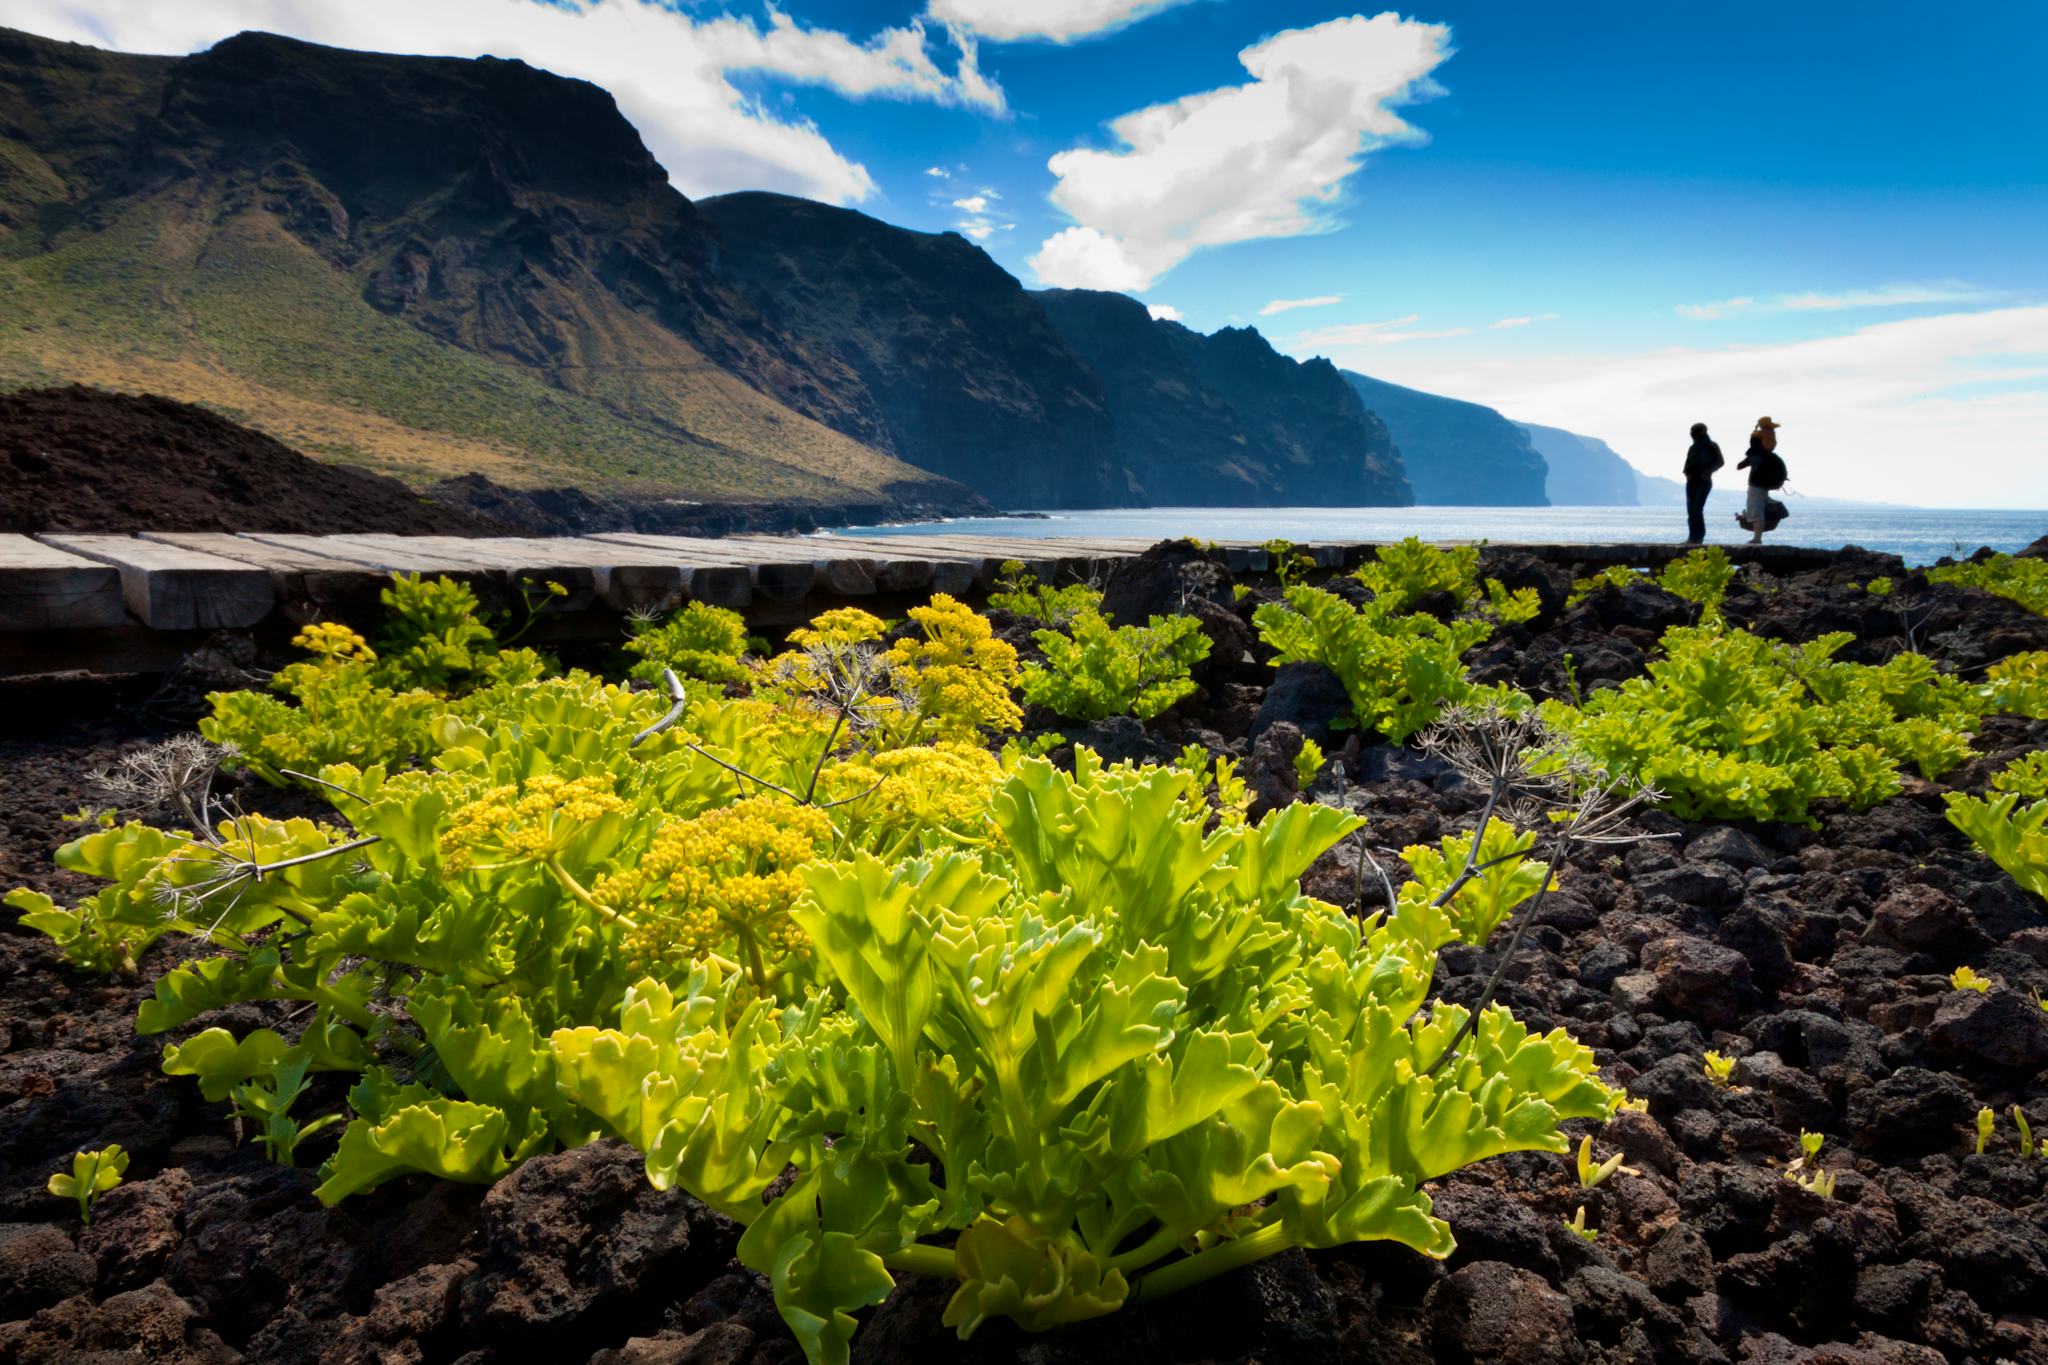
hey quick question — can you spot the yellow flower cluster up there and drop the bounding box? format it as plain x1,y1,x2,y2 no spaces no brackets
292,622,378,662
786,608,887,650
601,797,834,983
439,773,626,870
887,594,1022,740
819,741,1004,855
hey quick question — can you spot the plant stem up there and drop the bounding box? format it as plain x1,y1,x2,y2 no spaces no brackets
1132,1220,1294,1302
882,1243,958,1279
546,856,639,932
1107,1224,1184,1275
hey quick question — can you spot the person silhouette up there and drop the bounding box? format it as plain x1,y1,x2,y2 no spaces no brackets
1735,417,1786,545
1682,422,1722,544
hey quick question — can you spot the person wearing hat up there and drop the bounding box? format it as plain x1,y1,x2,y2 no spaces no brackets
1735,417,1786,545
1682,421,1723,544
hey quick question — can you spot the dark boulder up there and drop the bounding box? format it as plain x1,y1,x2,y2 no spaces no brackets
1846,1067,1974,1154
1425,1261,1581,1365
1250,662,1352,749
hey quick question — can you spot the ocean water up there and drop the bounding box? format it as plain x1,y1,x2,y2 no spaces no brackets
828,503,2046,568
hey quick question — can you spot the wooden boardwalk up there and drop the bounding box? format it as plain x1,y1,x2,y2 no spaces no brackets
0,530,1844,675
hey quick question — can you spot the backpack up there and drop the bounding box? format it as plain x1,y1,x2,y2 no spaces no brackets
1754,450,1788,491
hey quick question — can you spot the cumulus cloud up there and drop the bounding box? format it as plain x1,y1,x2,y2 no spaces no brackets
1296,314,1472,347
928,0,1193,44
6,0,1005,205
1027,13,1451,290
1260,294,1343,317
1353,304,2048,507
1678,282,1998,321
925,165,952,177
1147,303,1184,321
951,195,989,213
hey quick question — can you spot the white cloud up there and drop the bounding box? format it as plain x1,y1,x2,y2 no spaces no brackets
6,0,1005,205
925,165,952,177
928,0,1193,43
1147,303,1183,321
1488,312,1557,329
1027,13,1451,290
1349,304,2048,507
1259,294,1343,317
1297,315,1472,347
1679,282,1998,321
951,195,989,213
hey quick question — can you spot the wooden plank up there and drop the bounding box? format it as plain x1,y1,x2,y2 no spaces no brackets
39,533,274,630
0,534,127,629
238,533,492,574
141,532,383,573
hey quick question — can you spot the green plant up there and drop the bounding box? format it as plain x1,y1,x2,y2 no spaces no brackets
1263,538,1317,588
1575,1135,1636,1189
1977,1106,1996,1155
1986,652,2048,720
1020,608,1210,722
625,602,754,687
1354,538,1481,613
1658,546,1737,615
988,561,1104,628
1293,738,1327,790
1541,625,1986,824
2013,1106,2037,1158
1929,553,2048,616
1865,576,1894,596
1946,781,2048,900
162,1027,348,1165
1992,751,2048,799
1567,564,1646,606
49,1145,127,1223
553,751,1616,1363
1253,586,1499,743
1950,965,1994,993
1703,1051,1736,1085
1563,1206,1598,1242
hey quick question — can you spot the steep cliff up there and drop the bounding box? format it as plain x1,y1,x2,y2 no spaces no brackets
1340,372,1549,506
1037,289,1411,506
698,195,1125,508
1517,422,1643,505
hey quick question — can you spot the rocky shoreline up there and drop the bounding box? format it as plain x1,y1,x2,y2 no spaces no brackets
1,542,2046,1365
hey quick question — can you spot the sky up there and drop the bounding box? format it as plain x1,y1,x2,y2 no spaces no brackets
10,0,2048,507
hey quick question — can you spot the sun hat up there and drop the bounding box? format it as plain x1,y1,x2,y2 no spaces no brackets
1755,416,1783,429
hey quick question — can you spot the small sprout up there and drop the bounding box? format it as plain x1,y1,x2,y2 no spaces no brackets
1976,1107,1996,1155
1785,1130,1828,1183
1564,1206,1598,1242
1575,1135,1639,1189
2014,1107,2036,1158
1702,1050,1736,1086
1795,1167,1838,1199
1799,1130,1825,1160
49,1144,128,1224
1616,1095,1649,1114
1950,965,1993,993
1293,737,1327,790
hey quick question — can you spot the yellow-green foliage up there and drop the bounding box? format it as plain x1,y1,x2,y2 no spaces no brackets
1568,565,1646,606
1986,652,2048,719
1947,755,2048,899
625,602,754,687
1930,553,2048,617
1658,547,1737,615
1865,576,1894,597
1252,586,1502,743
48,1145,127,1224
1542,625,1985,823
1355,538,1481,613
1020,608,1210,722
987,561,1104,628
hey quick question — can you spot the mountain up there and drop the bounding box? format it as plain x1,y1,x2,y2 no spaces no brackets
695,194,1123,508
1339,373,1549,506
1036,289,1410,506
1516,422,1642,505
0,27,977,511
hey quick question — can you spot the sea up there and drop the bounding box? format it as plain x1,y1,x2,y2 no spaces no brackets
827,502,2046,569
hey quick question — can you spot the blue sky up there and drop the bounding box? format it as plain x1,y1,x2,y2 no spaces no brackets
12,0,2048,505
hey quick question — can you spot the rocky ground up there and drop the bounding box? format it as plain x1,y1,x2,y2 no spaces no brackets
2,542,2047,1364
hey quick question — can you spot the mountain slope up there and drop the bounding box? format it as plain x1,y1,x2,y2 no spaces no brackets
697,194,1124,508
0,27,976,509
1340,372,1549,506
1038,289,1411,506
1517,422,1642,505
